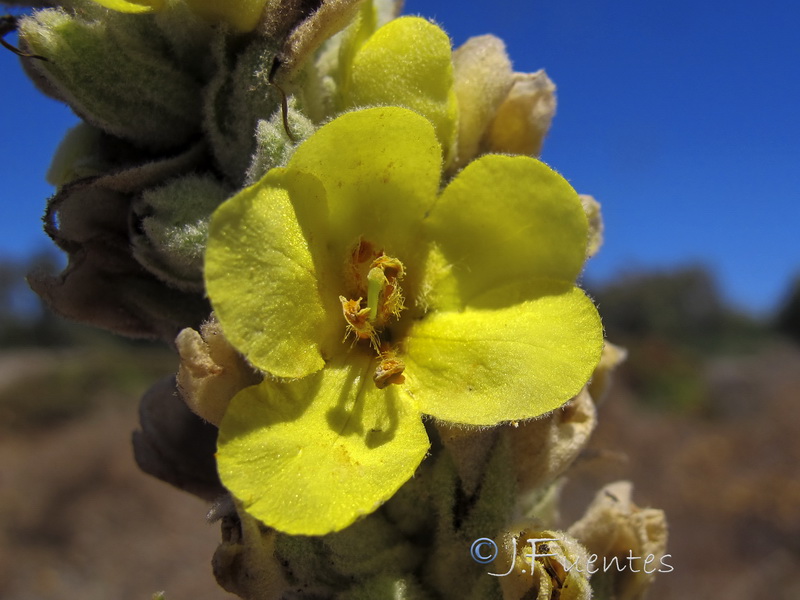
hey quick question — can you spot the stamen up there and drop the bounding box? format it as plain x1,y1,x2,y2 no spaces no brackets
339,246,407,368
366,254,405,325
339,296,378,350
373,349,406,389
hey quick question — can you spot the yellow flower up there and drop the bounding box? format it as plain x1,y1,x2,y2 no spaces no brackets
206,107,603,535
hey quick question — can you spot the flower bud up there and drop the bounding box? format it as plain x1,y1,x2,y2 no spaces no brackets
451,34,513,169
176,318,262,426
484,69,556,157
20,8,202,150
581,194,605,258
504,389,597,514
568,481,669,600
496,528,592,600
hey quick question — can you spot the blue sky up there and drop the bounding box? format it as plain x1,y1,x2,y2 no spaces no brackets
2,0,799,314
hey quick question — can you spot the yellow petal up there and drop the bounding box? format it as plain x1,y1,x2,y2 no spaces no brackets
90,0,164,13
403,284,603,425
427,154,589,306
217,353,430,535
205,171,331,378
285,106,441,266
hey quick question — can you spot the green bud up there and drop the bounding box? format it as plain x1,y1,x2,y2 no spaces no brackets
131,174,231,291
152,0,216,80
19,8,203,150
46,122,110,186
29,143,210,342
244,98,316,185
204,33,281,184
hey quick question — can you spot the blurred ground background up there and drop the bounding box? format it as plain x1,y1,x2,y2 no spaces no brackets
0,255,235,600
2,254,800,599
563,267,800,599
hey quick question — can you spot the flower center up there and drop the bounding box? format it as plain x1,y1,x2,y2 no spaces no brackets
339,239,407,388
